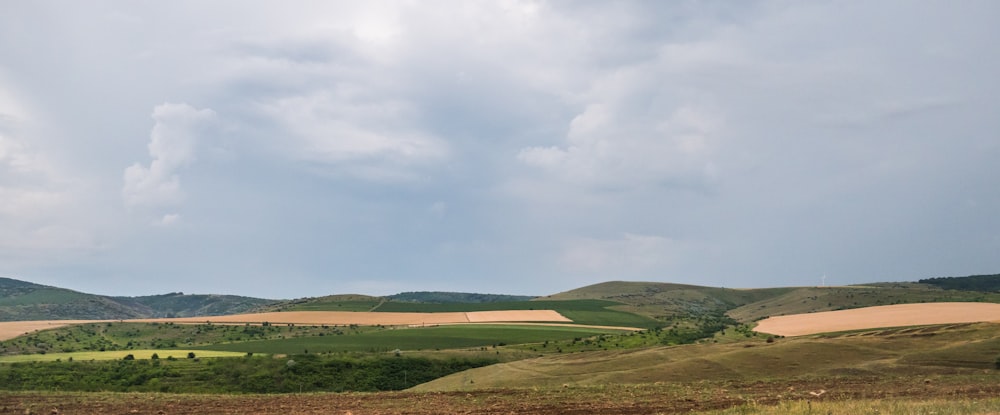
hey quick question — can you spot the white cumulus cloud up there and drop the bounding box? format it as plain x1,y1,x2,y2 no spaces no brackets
122,103,216,214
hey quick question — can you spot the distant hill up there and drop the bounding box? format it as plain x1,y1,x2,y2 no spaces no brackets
111,293,276,318
919,274,1000,292
0,277,275,321
541,281,795,320
388,291,535,303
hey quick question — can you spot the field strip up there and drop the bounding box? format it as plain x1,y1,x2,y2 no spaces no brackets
415,322,644,331
0,310,576,340
754,302,1000,336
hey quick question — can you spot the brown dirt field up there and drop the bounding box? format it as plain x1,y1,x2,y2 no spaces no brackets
2,376,997,414
464,310,570,323
0,310,572,341
755,302,1000,336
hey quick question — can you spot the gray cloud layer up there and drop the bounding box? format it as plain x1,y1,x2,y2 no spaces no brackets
1,1,998,298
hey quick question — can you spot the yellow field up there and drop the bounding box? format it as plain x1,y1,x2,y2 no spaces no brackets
754,302,1000,336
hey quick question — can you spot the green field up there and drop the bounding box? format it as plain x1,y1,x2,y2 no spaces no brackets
0,349,245,363
192,324,627,354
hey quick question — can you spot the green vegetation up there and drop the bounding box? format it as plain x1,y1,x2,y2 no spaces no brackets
387,291,535,303
0,349,244,363
269,294,383,312
0,277,275,321
0,354,497,393
919,273,1000,292
192,324,627,354
0,322,332,355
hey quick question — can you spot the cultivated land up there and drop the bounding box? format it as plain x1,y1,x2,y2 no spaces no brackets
3,274,1000,413
0,310,571,341
755,302,1000,336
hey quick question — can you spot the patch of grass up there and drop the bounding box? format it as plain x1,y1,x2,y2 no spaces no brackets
0,349,245,362
191,324,625,354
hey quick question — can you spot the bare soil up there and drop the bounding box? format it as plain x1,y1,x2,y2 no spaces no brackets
755,302,1000,336
2,376,997,414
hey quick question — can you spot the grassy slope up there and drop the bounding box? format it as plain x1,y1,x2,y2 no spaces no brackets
541,281,795,320
0,277,277,321
268,294,384,312
373,299,661,328
412,322,1000,391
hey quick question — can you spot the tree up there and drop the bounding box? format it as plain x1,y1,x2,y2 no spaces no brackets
187,352,196,359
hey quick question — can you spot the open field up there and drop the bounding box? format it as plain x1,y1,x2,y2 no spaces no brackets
754,302,1000,336
192,324,627,354
2,376,999,414
0,310,571,341
0,349,244,362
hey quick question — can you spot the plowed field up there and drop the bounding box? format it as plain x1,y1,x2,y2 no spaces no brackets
754,302,1000,336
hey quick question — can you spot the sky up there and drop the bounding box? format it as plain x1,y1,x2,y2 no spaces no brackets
1,1,998,299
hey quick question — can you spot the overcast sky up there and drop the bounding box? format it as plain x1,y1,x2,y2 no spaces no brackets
1,1,998,299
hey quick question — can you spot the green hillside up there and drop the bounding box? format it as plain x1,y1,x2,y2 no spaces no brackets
0,278,146,321
0,277,276,321
113,292,276,318
541,281,795,320
388,291,535,303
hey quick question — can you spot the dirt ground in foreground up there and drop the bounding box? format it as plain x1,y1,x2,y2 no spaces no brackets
3,377,998,415
755,302,1000,336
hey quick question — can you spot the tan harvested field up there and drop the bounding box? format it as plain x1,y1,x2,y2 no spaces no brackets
0,320,96,341
755,302,1000,336
0,310,571,340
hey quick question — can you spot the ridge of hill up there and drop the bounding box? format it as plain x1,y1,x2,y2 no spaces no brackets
388,291,536,303
541,281,796,320
0,277,276,321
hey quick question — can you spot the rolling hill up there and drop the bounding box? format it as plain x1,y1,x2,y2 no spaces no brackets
0,277,275,321
412,321,1000,391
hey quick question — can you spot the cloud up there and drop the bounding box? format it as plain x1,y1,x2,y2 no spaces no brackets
258,92,448,181
558,233,684,275
0,96,96,258
122,103,216,212
519,103,721,189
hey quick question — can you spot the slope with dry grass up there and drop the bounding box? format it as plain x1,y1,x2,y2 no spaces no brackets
412,322,1000,391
